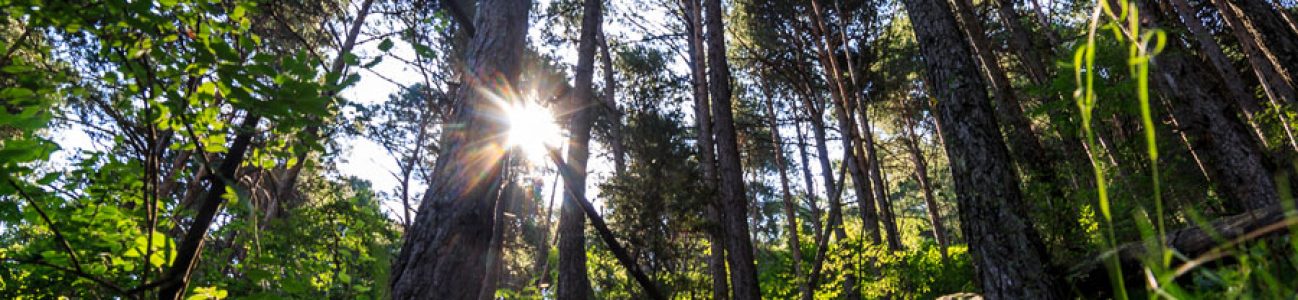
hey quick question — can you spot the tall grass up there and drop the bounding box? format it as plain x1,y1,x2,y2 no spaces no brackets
1074,0,1169,297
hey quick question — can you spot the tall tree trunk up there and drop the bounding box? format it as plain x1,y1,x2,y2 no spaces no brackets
1167,0,1278,149
703,0,761,296
557,0,603,298
990,0,1050,84
900,0,1061,298
1145,1,1281,212
951,0,1086,256
682,0,729,297
792,100,825,248
762,86,810,299
478,179,519,300
1210,0,1298,152
832,3,903,251
901,103,950,259
598,31,626,177
278,0,376,199
1222,0,1298,83
806,0,881,245
389,0,531,297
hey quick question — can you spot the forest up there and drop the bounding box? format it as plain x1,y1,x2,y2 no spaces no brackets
3,0,1298,298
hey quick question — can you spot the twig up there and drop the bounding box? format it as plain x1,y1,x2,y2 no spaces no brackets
6,178,84,273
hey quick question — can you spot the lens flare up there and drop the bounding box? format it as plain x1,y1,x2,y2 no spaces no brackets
505,102,564,163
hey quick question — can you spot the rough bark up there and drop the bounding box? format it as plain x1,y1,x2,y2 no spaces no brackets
901,0,1061,298
1167,0,1275,147
1144,3,1281,211
1214,0,1298,105
952,0,1085,255
682,0,729,297
388,0,531,298
704,0,761,296
557,0,603,298
1224,0,1298,83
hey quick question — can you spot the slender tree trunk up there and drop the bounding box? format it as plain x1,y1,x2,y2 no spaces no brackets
762,86,810,299
558,0,603,298
833,4,903,251
157,115,261,300
278,0,376,199
900,0,1061,298
478,179,519,300
792,100,825,248
703,0,761,296
1211,0,1298,153
682,0,729,297
806,0,881,245
1223,0,1298,82
598,31,626,177
902,103,949,259
389,0,531,297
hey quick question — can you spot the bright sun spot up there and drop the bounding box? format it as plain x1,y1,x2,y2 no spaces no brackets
505,102,565,163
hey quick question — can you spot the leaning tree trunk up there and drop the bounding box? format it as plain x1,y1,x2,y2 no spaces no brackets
682,0,729,298
557,0,603,298
1222,0,1298,83
900,0,1061,298
952,0,1086,257
389,0,531,298
1144,1,1281,212
704,0,761,297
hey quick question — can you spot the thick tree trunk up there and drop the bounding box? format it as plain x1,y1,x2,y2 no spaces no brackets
682,0,729,297
388,0,531,298
703,0,761,296
557,0,603,298
1144,3,1281,211
953,0,1089,257
1168,0,1276,148
901,0,1061,298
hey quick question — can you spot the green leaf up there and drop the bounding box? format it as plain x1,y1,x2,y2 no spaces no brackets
377,38,394,52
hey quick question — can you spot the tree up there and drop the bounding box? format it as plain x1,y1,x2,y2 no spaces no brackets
557,0,604,297
899,0,1060,297
389,0,532,297
703,0,762,297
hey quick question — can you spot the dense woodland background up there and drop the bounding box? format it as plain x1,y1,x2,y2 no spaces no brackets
4,0,1298,298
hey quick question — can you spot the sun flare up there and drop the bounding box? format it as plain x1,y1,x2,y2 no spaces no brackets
505,102,564,163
